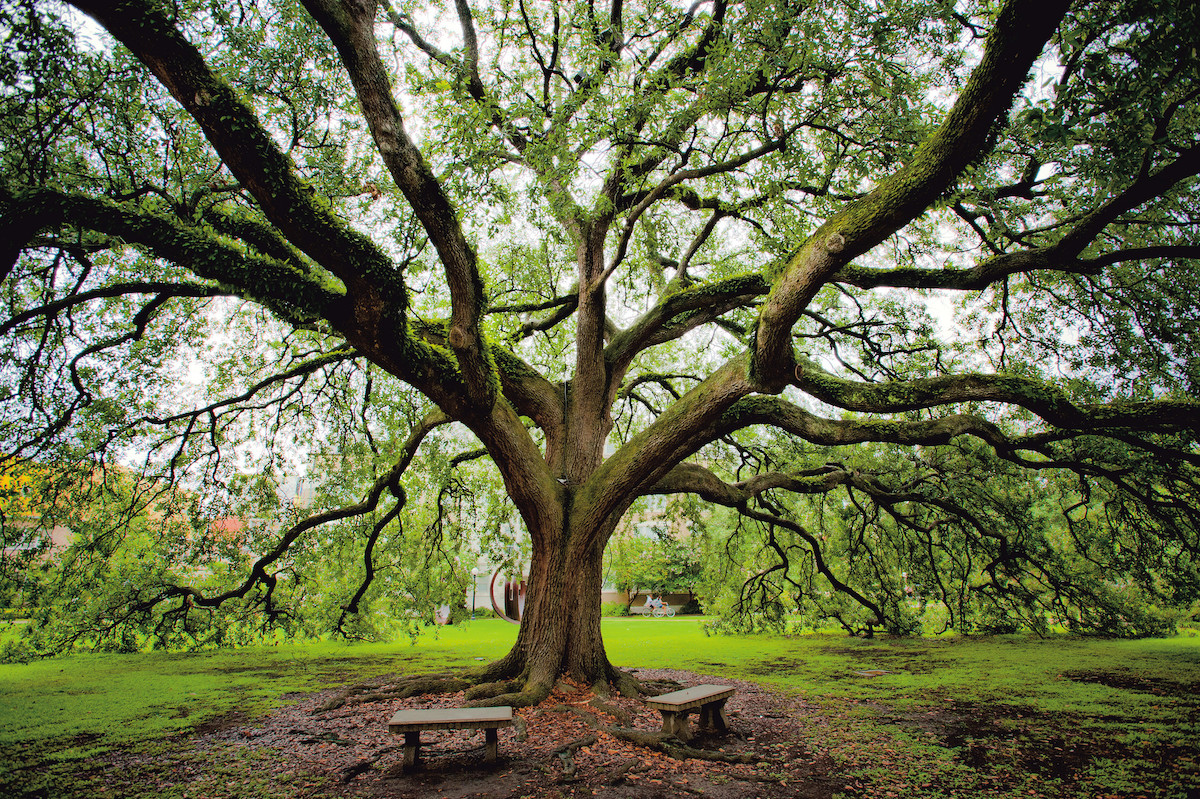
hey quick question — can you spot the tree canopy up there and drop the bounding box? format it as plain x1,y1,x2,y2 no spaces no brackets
1,0,1198,697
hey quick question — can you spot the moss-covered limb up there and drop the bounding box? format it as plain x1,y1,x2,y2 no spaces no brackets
714,395,1015,451
830,0,1071,251
641,461,852,505
606,274,768,374
492,346,564,433
510,295,580,341
65,0,407,310
847,143,1200,294
832,241,1199,296
708,399,1186,486
202,206,329,285
401,319,560,494
1,185,345,327
580,354,757,528
791,355,1200,434
1058,142,1200,255
753,0,1071,386
832,248,1074,291
0,280,228,338
299,0,495,410
489,292,577,315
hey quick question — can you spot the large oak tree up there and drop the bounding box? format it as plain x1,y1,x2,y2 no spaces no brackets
2,0,1198,702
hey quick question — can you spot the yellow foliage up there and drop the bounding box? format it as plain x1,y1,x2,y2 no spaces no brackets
0,458,46,516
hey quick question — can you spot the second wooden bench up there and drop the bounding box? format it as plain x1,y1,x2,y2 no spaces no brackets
388,706,515,768
644,684,735,742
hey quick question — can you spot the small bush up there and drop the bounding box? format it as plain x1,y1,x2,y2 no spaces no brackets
601,601,631,617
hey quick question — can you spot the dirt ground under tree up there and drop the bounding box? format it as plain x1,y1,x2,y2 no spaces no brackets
91,669,837,798
83,666,1198,799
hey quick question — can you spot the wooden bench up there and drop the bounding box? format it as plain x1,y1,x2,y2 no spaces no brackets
388,706,514,768
644,684,735,742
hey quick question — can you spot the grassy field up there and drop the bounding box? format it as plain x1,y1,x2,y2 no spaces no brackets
2,618,1198,797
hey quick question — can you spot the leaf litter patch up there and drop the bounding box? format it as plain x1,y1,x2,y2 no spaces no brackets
91,669,845,799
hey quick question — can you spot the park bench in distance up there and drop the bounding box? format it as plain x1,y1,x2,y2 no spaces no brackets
644,684,735,742
388,706,515,768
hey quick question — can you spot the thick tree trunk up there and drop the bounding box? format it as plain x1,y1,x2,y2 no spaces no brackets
523,536,607,682
471,511,631,706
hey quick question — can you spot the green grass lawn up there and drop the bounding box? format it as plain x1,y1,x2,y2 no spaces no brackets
2,618,1198,798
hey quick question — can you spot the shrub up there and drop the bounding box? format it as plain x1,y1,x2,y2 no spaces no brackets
601,601,631,617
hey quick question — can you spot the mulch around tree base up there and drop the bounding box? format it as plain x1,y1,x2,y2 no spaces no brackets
126,669,844,798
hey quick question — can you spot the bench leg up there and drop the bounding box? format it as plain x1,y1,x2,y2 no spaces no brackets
402,731,421,768
659,709,693,742
698,698,730,733
484,727,500,762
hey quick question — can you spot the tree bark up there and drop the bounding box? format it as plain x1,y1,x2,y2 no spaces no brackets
471,511,624,705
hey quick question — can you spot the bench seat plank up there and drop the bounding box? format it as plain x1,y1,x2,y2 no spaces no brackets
645,685,734,712
388,706,514,732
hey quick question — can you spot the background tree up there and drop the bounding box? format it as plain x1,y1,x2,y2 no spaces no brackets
604,512,705,612
2,0,1198,703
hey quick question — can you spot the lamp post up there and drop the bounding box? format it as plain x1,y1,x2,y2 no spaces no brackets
470,567,479,620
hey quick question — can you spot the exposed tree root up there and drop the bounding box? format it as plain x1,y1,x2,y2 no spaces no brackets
468,654,524,684
357,676,471,704
606,663,646,698
314,652,660,714
297,731,358,746
589,696,632,725
340,745,398,782
545,703,601,726
605,725,757,763
536,676,756,765
604,759,652,785
636,677,684,696
465,682,552,708
552,733,598,781
342,759,374,783
537,698,749,763
463,679,523,702
313,673,471,714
